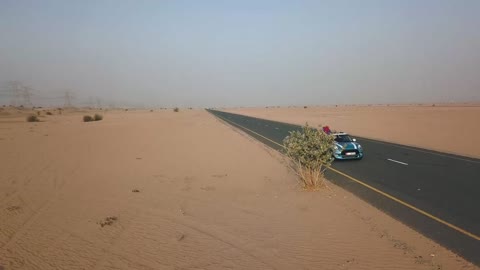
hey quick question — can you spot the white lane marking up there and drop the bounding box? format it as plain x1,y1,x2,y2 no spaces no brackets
387,158,409,166
360,137,480,164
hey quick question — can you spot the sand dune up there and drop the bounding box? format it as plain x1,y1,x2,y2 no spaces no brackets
0,109,476,269
225,104,480,158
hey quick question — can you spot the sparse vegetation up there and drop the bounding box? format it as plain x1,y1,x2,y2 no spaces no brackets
98,216,118,227
283,124,335,190
26,115,39,122
46,111,53,115
94,114,103,121
83,115,94,122
173,107,179,112
304,106,308,109
83,114,103,122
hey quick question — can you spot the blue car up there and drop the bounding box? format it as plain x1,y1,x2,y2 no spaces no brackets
332,132,364,160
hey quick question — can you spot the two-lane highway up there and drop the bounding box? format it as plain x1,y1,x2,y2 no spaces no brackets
207,109,480,265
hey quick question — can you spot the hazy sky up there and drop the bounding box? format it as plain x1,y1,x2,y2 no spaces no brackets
1,0,479,107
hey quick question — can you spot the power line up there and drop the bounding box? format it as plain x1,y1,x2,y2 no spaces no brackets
22,86,34,107
2,81,31,107
63,90,75,108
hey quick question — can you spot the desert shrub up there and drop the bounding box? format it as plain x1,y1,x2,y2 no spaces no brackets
304,106,308,109
283,124,335,190
26,115,39,122
46,111,53,115
173,107,179,112
83,115,94,122
94,114,103,121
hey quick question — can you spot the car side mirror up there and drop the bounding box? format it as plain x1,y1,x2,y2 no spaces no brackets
352,138,357,142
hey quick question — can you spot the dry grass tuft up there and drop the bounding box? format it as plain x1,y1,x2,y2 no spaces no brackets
98,216,118,227
94,114,103,121
173,107,180,112
83,115,94,122
26,115,39,122
289,161,327,190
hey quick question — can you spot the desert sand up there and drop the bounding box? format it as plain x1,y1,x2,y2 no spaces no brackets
0,108,477,269
225,104,480,158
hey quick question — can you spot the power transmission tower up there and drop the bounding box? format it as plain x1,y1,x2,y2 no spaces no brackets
22,86,34,108
95,97,102,109
87,96,94,108
6,81,23,107
63,91,75,108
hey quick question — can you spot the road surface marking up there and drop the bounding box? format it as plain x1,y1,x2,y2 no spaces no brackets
359,137,480,164
210,111,480,242
387,158,409,165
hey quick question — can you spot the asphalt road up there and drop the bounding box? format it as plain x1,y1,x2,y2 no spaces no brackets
207,109,480,266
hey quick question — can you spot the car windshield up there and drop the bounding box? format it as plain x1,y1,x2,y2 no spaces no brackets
335,135,353,143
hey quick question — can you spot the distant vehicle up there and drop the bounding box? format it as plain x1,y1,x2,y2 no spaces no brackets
332,132,364,160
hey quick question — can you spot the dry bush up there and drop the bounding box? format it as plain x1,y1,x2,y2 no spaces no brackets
26,115,39,122
46,111,53,115
173,107,179,112
94,114,103,121
293,161,326,189
98,216,118,227
83,115,94,122
304,106,308,109
283,124,335,190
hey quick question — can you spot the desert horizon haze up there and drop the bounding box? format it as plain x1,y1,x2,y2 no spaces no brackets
2,2,480,269
1,1,480,107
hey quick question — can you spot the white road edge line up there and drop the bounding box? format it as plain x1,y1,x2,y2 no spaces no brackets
387,158,409,165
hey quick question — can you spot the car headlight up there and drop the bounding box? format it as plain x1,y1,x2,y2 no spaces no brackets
333,145,339,150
